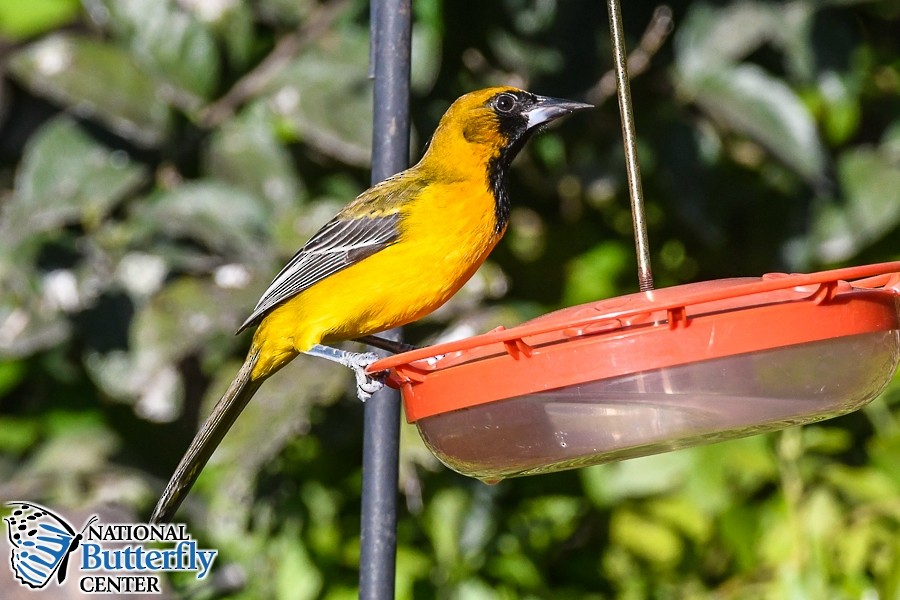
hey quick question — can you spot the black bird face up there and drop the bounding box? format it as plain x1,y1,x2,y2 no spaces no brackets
423,86,592,234
488,89,593,150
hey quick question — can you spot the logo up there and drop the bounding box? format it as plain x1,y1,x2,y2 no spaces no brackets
5,502,96,589
4,501,217,594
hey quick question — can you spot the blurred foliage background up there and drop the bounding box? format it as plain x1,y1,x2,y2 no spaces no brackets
1,0,899,598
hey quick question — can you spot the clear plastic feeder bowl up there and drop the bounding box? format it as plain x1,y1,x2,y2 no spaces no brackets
370,264,900,482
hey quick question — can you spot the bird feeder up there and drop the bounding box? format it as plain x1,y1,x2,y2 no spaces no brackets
364,0,900,486
369,263,900,481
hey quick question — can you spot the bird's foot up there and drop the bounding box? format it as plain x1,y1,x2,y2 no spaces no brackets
345,351,385,402
305,345,385,402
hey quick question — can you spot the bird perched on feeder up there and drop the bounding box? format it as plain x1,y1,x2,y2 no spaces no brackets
151,86,592,523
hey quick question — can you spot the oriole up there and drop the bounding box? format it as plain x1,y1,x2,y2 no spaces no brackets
151,87,591,523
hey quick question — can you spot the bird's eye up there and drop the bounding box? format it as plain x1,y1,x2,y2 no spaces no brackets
494,93,517,113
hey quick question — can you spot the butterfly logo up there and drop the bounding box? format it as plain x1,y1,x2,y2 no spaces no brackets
4,502,97,589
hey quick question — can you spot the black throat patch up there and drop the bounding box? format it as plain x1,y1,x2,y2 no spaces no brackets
487,154,511,235
480,90,539,236
486,124,536,235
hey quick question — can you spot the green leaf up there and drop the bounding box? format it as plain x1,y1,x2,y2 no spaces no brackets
7,34,172,146
869,429,900,488
256,0,319,25
411,0,443,93
581,451,694,507
203,108,304,214
274,525,323,600
301,482,343,559
683,63,826,183
425,488,469,567
395,546,433,600
818,72,861,145
837,146,900,238
835,521,873,577
646,496,712,544
130,180,273,266
812,146,900,262
207,0,256,72
0,0,81,39
1,116,146,246
25,415,119,477
203,356,347,527
264,28,374,166
824,464,899,503
675,2,778,77
449,579,505,600
674,2,827,182
563,241,630,306
0,361,27,396
0,285,72,359
802,488,842,543
92,0,219,102
719,504,762,570
802,426,852,455
0,416,40,454
487,553,544,589
518,496,582,551
883,119,900,155
675,1,815,80
490,31,562,79
610,509,683,565
83,275,263,418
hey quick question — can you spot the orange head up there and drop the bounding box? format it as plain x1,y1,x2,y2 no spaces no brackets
419,86,592,230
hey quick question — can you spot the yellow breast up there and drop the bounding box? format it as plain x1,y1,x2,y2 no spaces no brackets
250,178,501,377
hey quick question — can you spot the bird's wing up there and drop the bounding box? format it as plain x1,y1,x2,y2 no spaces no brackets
238,212,401,331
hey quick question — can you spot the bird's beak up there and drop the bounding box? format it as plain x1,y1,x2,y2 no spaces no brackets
525,95,593,129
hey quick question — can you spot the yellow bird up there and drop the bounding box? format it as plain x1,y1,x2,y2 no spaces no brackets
151,87,591,523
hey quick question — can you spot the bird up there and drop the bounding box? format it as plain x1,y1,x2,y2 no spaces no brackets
150,86,592,523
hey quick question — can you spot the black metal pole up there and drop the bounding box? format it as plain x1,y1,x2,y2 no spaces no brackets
360,1,411,598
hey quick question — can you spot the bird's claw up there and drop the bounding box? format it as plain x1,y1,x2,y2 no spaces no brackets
356,377,384,402
347,351,385,402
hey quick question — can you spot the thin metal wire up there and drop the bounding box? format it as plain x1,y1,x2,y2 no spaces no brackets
607,0,655,292
359,1,411,598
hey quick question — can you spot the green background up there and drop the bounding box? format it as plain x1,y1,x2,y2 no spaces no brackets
1,0,899,597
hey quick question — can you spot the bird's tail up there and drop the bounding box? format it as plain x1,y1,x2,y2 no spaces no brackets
151,348,264,523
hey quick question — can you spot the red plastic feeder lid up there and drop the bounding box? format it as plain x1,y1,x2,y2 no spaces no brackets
370,263,900,423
